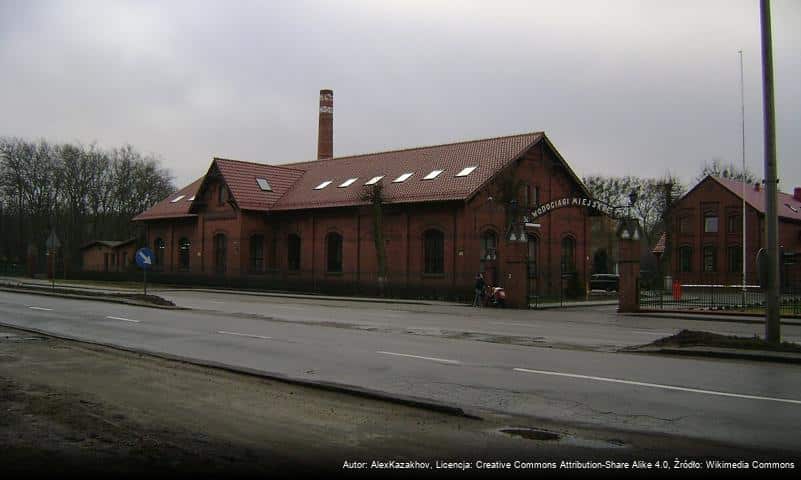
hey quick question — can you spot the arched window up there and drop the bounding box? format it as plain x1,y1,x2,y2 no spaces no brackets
326,232,343,273
679,246,693,272
423,229,444,274
250,234,264,273
178,237,191,271
213,233,226,274
528,236,539,278
154,238,165,267
287,234,301,271
561,236,576,273
703,245,716,272
481,231,497,261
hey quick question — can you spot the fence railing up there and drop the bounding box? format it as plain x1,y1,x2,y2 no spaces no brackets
640,275,801,316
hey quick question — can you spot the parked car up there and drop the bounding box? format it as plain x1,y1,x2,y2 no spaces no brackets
590,273,620,292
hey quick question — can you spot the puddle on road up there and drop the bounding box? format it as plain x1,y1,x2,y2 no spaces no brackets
498,426,629,449
500,427,561,441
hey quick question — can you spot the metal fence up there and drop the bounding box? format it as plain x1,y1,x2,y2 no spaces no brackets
640,275,801,316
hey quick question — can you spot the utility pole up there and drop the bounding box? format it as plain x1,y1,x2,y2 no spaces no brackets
760,0,780,343
739,50,747,294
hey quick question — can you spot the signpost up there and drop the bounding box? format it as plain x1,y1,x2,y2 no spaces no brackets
135,247,154,296
45,231,61,291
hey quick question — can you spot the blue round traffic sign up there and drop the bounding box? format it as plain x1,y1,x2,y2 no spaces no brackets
135,247,155,270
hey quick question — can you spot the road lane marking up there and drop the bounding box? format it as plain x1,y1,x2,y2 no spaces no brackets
376,351,461,365
28,306,53,311
106,316,140,323
513,368,801,405
217,331,272,340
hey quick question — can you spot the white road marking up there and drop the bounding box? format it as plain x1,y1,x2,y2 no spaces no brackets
106,316,140,323
513,368,801,405
28,306,53,311
217,331,272,340
490,321,541,328
376,351,461,365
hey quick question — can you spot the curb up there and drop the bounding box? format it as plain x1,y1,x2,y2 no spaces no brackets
621,346,801,365
0,286,184,311
159,287,442,307
0,321,476,420
627,311,801,326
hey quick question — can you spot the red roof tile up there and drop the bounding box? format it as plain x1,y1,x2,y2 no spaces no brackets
212,158,305,211
135,132,582,220
712,176,801,222
271,132,544,210
131,178,203,221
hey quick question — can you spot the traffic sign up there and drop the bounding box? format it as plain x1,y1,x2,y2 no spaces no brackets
136,247,155,270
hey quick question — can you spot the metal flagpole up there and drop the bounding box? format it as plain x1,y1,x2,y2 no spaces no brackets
739,50,746,296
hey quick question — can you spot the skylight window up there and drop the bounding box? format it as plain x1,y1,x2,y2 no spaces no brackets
170,195,186,203
455,166,477,177
364,175,384,185
314,180,333,190
786,203,799,213
423,169,444,180
393,172,414,183
338,178,358,188
256,178,272,191
188,196,195,201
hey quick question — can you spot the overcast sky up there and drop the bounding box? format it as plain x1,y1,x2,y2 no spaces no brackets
1,0,799,193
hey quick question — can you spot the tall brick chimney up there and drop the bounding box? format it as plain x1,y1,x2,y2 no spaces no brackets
317,89,333,160
794,187,801,202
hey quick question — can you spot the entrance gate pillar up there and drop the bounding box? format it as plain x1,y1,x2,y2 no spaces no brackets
503,239,529,308
617,219,641,313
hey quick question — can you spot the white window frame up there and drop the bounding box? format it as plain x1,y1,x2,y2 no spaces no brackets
314,180,333,190
170,194,186,203
423,169,444,180
256,178,272,191
338,178,358,188
455,166,477,177
393,172,414,183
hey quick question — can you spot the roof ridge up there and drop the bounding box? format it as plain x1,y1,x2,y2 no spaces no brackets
278,131,545,167
214,157,307,173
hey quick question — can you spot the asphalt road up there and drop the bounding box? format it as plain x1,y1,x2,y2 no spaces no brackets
1,289,800,455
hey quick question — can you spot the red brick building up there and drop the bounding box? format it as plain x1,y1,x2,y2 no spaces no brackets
665,175,801,286
80,239,137,273
132,92,596,304
135,133,596,302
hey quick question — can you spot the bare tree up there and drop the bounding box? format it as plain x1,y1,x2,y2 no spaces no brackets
0,137,174,274
360,181,388,295
697,159,756,183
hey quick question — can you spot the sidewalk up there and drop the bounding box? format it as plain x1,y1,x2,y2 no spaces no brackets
0,276,455,307
628,310,801,326
623,344,801,365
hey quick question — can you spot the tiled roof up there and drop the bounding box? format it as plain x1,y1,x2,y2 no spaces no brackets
271,132,544,210
213,158,305,211
80,238,137,250
134,131,574,220
131,178,203,221
712,176,801,222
